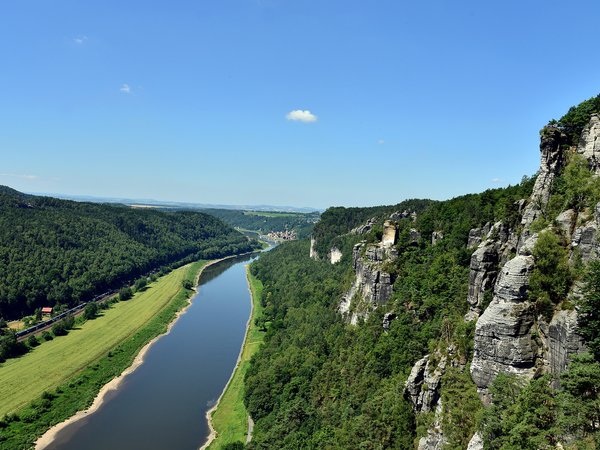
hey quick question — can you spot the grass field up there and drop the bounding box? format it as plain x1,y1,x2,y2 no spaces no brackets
0,261,205,418
207,267,265,449
0,261,208,449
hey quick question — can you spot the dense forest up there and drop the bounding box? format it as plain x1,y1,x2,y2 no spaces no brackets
201,208,319,239
0,187,259,319
243,180,537,449
241,94,600,449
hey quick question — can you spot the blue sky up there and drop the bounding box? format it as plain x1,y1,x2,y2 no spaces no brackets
1,1,599,209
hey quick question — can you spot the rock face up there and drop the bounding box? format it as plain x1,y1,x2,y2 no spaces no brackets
466,239,500,320
471,255,537,393
405,354,446,413
520,127,566,234
382,220,398,247
467,223,491,248
406,355,448,450
431,231,444,245
471,116,600,396
339,242,397,324
417,408,446,450
382,312,397,331
465,223,514,321
467,432,484,450
544,309,587,380
351,217,377,235
571,203,600,264
577,114,600,173
310,236,318,259
329,247,342,264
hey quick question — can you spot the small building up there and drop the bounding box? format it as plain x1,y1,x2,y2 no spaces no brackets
41,307,53,315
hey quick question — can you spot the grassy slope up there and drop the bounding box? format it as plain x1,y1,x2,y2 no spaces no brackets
208,267,264,449
0,261,207,449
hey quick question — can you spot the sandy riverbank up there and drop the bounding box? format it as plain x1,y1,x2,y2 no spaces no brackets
35,254,246,450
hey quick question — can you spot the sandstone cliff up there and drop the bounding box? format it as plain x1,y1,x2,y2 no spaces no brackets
470,116,599,397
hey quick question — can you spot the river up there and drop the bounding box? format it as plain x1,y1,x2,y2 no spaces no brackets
45,254,257,450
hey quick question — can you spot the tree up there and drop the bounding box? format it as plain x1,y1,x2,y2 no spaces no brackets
27,334,39,347
529,231,572,320
221,442,244,450
119,287,133,301
254,317,267,332
83,302,99,320
134,278,148,292
559,353,600,438
182,279,194,290
579,260,600,360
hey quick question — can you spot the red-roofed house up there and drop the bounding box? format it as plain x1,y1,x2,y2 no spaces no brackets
41,307,53,315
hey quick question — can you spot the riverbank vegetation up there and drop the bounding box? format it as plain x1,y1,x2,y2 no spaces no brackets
207,268,266,449
0,186,258,319
0,261,206,450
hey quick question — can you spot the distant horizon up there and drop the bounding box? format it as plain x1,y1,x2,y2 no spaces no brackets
17,187,323,213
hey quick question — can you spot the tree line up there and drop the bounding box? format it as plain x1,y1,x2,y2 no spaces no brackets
0,186,259,319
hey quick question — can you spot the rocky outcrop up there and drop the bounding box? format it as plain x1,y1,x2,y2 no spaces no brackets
465,222,516,320
382,220,397,247
467,432,484,450
382,312,397,331
390,210,416,222
417,407,446,450
467,223,491,248
339,242,397,324
555,209,576,238
329,247,342,264
520,127,566,234
577,114,600,173
310,236,318,259
471,255,537,393
466,239,500,321
410,228,422,243
431,231,444,245
351,217,377,235
571,203,600,264
543,309,587,380
405,354,446,413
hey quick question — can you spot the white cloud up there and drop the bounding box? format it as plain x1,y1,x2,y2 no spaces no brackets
0,173,39,180
491,177,502,183
74,36,88,45
286,109,317,123
120,83,131,94
377,139,385,145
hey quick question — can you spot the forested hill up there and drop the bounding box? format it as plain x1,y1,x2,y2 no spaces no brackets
243,94,600,449
0,187,260,319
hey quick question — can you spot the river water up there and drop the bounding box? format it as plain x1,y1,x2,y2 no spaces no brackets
45,254,257,450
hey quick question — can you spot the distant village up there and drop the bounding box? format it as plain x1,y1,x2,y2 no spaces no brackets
266,229,297,241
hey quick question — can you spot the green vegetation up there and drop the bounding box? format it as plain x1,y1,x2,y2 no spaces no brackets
551,93,600,146
240,175,538,448
201,208,320,239
529,230,573,320
480,354,600,449
545,153,600,222
208,268,266,449
0,186,258,319
0,261,206,449
440,366,483,449
579,261,600,361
